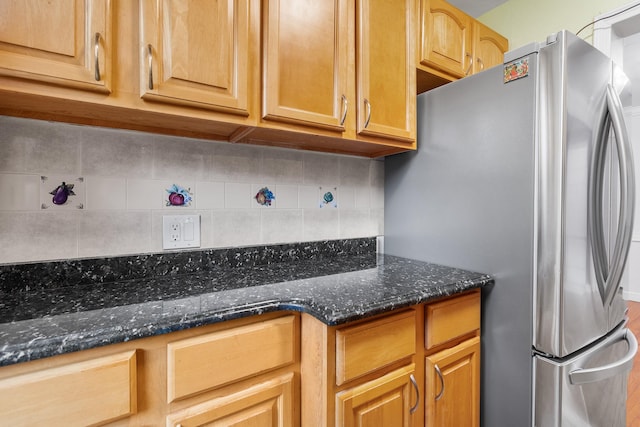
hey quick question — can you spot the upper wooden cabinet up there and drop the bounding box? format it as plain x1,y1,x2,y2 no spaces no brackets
0,0,112,93
473,21,509,74
417,0,508,93
419,0,473,79
356,0,416,143
262,0,416,146
262,0,350,131
140,0,255,116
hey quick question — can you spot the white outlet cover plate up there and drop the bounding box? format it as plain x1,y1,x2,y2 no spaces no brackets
162,215,201,250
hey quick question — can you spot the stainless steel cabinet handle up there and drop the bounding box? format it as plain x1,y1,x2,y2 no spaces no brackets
434,364,445,401
465,53,473,75
340,94,348,126
147,44,154,90
477,58,484,71
94,33,101,81
409,373,419,414
569,329,637,385
364,98,371,128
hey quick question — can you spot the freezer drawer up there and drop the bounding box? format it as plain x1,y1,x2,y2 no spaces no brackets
534,323,637,427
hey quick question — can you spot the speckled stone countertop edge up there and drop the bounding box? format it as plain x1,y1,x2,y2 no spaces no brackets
0,271,492,367
0,250,494,367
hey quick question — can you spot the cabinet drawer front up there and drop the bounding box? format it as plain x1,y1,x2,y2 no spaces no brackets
426,291,480,349
0,350,137,426
166,373,294,427
336,310,416,385
168,315,296,402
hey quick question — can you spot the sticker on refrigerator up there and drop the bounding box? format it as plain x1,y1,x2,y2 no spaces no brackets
504,57,529,83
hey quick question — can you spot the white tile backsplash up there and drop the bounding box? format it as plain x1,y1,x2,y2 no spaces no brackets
127,179,163,210
86,177,126,210
0,174,40,211
0,116,384,263
225,183,251,209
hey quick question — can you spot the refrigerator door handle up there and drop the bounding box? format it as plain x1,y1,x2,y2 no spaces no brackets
588,84,636,306
568,329,638,385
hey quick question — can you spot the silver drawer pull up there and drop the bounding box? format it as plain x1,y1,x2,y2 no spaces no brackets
435,364,445,400
409,373,420,414
94,33,101,81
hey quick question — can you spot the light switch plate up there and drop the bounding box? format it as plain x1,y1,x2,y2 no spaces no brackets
162,215,201,250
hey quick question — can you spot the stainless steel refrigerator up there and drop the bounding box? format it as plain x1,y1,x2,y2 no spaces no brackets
385,31,638,427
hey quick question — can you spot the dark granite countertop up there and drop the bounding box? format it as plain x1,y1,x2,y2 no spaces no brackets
0,239,493,367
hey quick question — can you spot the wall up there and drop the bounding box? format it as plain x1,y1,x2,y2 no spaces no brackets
479,0,633,49
0,116,384,264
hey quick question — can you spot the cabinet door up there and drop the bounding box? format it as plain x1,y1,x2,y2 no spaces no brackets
356,0,415,143
166,373,295,427
336,364,417,427
419,0,473,79
262,0,350,131
0,0,111,92
140,0,254,116
473,22,508,74
425,337,480,427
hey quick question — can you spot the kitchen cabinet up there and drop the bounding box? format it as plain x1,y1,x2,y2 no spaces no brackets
0,0,112,93
301,309,419,427
424,291,481,427
419,0,473,79
0,350,137,426
261,0,416,147
416,0,508,93
166,373,295,427
425,337,480,427
301,290,481,427
262,0,350,132
473,21,509,74
139,0,254,116
0,0,414,157
356,0,416,144
337,364,417,427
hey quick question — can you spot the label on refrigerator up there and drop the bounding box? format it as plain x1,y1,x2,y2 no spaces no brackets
504,57,529,83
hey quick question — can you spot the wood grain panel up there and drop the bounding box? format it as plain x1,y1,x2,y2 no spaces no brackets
473,21,508,74
166,373,295,427
336,310,416,385
0,350,137,426
425,290,480,350
167,315,296,402
0,0,111,92
262,0,350,131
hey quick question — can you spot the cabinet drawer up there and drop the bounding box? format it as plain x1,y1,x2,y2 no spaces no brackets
168,315,296,402
426,291,480,349
0,350,137,426
336,310,416,385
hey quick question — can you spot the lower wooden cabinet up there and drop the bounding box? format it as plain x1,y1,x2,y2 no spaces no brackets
336,364,417,427
425,337,480,427
166,373,295,427
0,292,481,426
0,350,137,427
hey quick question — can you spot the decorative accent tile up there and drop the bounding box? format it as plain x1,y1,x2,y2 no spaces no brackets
40,175,85,210
254,186,275,207
318,186,338,208
164,183,193,208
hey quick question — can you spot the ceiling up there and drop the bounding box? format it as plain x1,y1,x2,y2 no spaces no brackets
447,0,508,17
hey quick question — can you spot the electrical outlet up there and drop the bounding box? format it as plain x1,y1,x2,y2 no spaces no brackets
163,215,201,249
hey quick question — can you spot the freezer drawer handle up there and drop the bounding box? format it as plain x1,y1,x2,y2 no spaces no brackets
568,329,637,386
